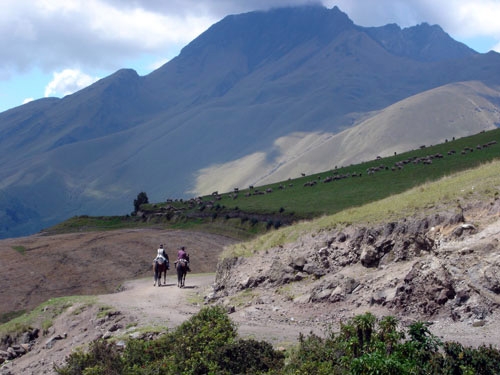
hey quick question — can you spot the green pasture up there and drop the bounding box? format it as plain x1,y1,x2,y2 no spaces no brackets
206,128,500,217
47,128,500,235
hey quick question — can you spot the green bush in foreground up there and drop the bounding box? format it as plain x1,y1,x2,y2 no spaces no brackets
54,309,500,375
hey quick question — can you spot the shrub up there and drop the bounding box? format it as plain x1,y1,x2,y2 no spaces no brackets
133,192,148,213
214,338,285,374
54,340,123,375
166,306,237,374
53,310,500,375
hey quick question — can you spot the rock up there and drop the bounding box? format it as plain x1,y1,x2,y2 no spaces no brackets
129,332,144,340
314,289,333,301
45,334,65,349
337,232,347,242
108,324,122,332
302,264,326,277
293,294,311,303
454,290,470,305
291,257,306,271
472,319,486,327
482,264,500,294
0,350,10,360
452,223,476,237
343,277,359,294
371,291,386,305
11,345,26,356
6,347,16,358
20,328,38,344
360,246,380,267
116,340,127,350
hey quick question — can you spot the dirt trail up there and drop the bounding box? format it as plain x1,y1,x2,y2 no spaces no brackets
99,273,323,344
99,274,213,329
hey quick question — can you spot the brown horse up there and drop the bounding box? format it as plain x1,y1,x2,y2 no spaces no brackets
176,259,188,288
153,258,168,286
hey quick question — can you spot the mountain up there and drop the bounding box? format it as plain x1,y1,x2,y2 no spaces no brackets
1,5,500,238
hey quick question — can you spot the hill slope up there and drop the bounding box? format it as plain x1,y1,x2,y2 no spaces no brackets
1,5,500,238
192,80,500,191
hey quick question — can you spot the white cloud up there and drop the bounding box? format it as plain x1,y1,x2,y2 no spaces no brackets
0,0,215,78
453,0,500,36
330,0,500,51
22,98,34,105
44,69,99,98
1,0,500,81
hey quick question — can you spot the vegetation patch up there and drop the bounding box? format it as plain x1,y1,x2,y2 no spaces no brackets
0,296,96,339
11,245,26,255
53,307,500,375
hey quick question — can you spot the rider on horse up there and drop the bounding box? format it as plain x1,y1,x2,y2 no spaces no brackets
155,244,170,269
176,246,191,272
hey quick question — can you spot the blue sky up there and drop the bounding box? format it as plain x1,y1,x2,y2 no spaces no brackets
1,0,500,114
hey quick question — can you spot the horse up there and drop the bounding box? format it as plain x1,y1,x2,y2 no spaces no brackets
153,258,168,286
176,258,188,288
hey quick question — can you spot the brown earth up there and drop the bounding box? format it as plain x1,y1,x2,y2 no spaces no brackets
0,228,236,317
2,201,500,374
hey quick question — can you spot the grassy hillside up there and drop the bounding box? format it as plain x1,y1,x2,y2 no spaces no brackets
46,128,500,236
213,128,499,214
191,81,500,194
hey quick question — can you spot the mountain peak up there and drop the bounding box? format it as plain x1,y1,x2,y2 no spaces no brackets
365,20,476,61
179,5,354,59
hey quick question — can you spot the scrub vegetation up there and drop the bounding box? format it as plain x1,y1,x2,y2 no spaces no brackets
53,306,500,375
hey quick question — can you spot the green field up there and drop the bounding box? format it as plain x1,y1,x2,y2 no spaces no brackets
205,129,500,215
47,128,500,236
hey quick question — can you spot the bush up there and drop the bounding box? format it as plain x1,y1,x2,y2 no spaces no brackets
165,306,238,374
214,338,285,374
54,340,123,375
133,192,149,213
54,310,500,375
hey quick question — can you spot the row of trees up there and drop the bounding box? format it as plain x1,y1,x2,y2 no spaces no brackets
55,307,500,375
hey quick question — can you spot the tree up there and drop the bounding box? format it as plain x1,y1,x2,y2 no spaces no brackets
133,192,149,213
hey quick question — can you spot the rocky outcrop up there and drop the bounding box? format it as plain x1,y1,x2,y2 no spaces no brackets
0,328,38,365
0,306,133,372
212,207,500,323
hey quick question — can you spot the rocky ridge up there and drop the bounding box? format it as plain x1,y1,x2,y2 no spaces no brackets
212,200,500,331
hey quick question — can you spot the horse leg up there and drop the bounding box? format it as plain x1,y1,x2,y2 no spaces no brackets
153,263,157,286
177,267,182,288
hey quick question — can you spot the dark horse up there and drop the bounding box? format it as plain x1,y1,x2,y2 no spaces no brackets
153,259,168,286
176,258,189,288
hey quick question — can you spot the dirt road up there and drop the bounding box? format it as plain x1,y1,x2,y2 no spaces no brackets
99,273,323,345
